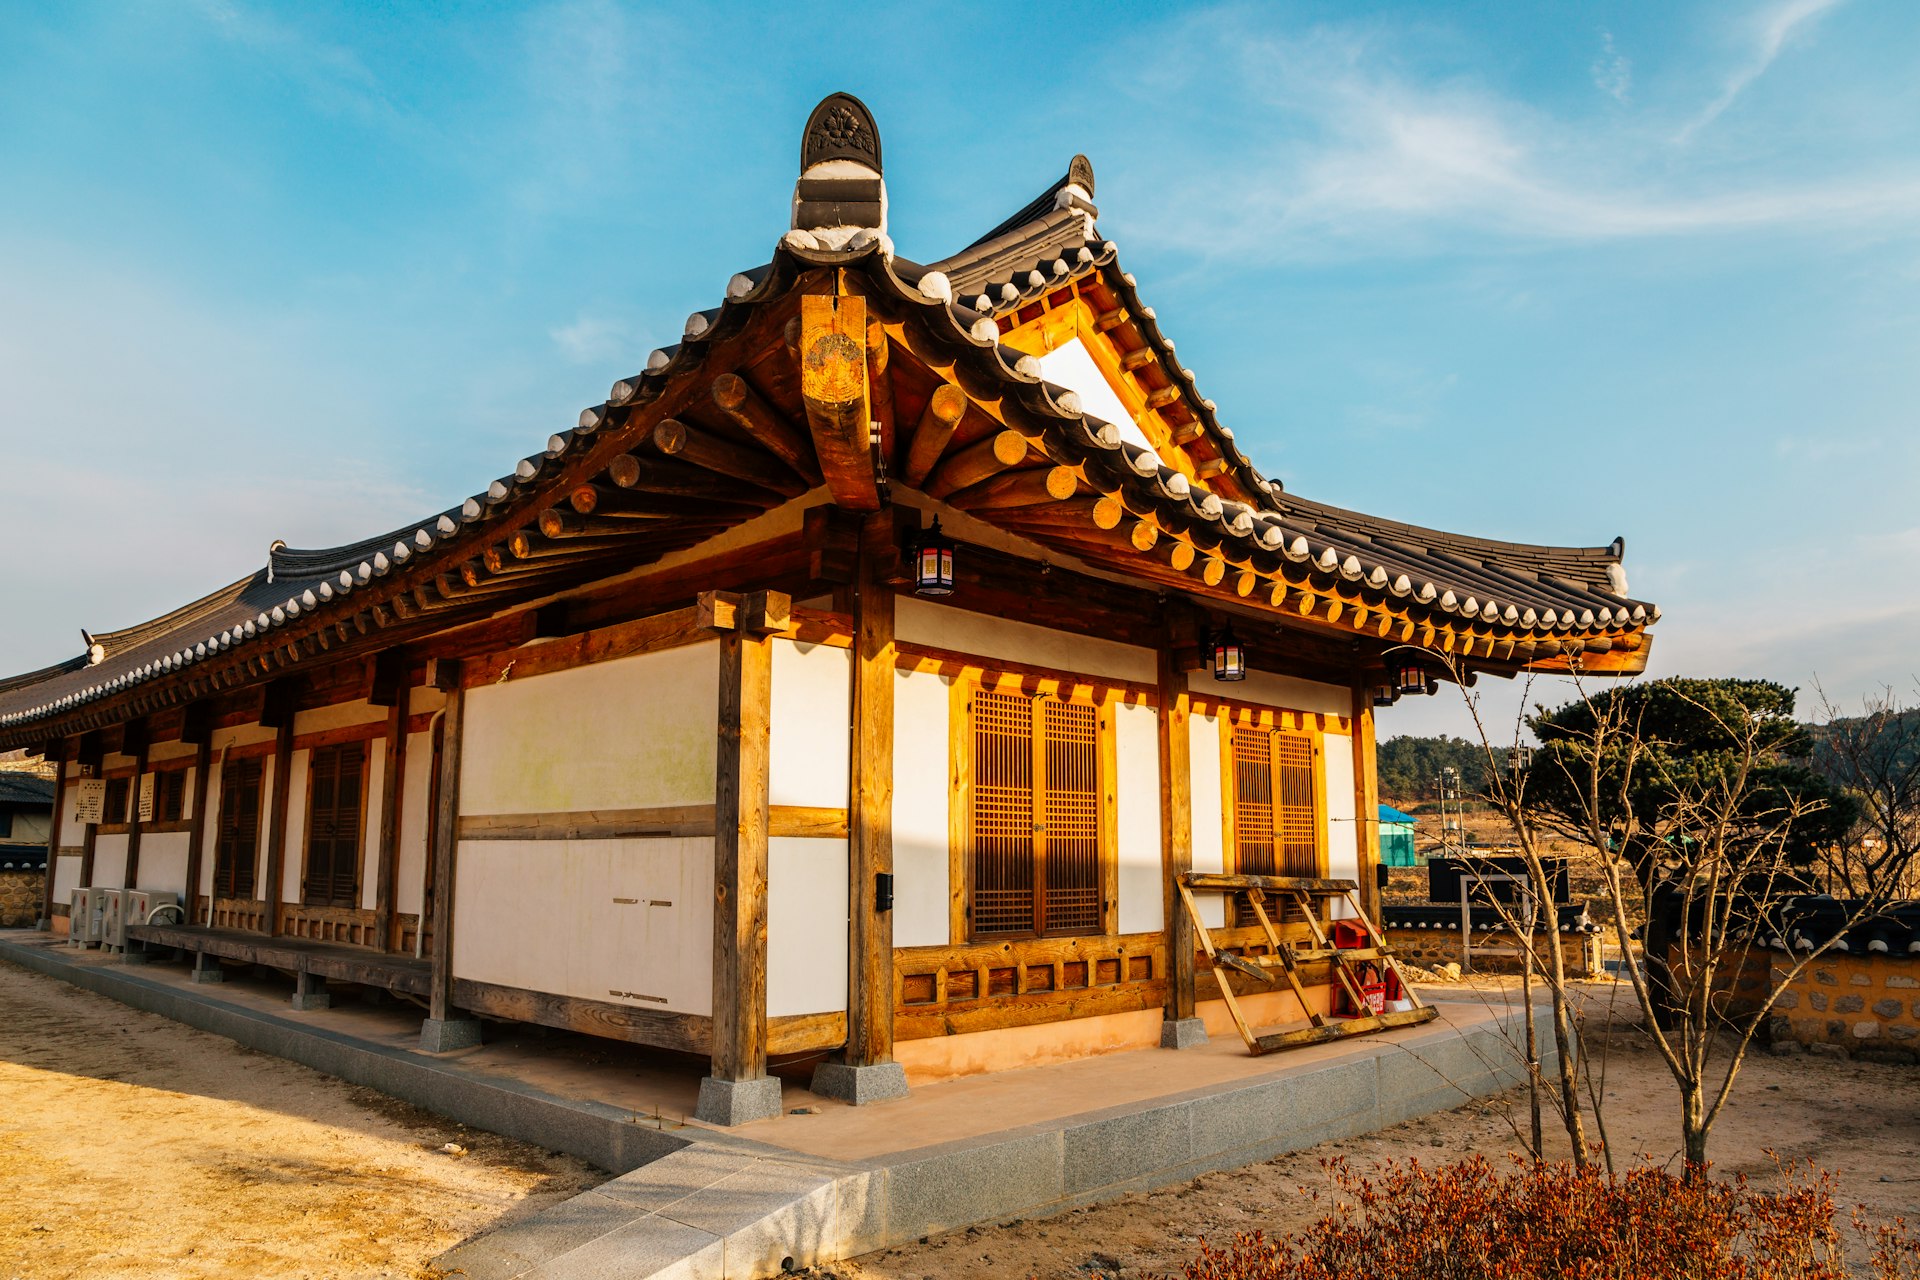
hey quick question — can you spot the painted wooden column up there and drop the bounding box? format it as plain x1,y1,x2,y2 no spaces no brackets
812,514,911,1104
38,748,66,928
1158,638,1204,1047
1350,680,1382,924
181,703,214,926
695,589,786,1125
121,720,150,891
419,659,476,1051
373,677,410,952
76,734,101,892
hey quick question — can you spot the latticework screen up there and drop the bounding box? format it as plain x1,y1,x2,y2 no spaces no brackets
969,689,1104,938
1042,700,1101,935
1231,726,1276,877
971,689,1036,936
1275,732,1318,876
303,742,365,909
213,758,262,899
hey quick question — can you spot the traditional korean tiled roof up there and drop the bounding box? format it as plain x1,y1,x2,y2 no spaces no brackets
1758,897,1920,957
1382,902,1599,935
0,772,54,806
0,94,1658,749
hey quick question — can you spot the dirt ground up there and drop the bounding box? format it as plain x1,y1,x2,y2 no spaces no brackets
839,981,1920,1280
0,960,601,1280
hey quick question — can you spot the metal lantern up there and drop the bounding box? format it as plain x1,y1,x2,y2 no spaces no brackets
1394,659,1428,696
1211,624,1246,682
913,518,955,597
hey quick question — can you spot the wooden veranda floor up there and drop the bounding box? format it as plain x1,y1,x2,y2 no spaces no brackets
126,923,431,997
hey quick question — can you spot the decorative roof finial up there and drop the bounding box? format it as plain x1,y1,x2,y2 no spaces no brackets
789,92,888,251
266,538,287,585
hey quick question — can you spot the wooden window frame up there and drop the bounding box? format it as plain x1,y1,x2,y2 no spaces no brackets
1219,704,1329,883
949,674,1119,945
299,741,371,911
212,756,265,901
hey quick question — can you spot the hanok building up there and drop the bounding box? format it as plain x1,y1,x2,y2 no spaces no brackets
0,96,1656,1125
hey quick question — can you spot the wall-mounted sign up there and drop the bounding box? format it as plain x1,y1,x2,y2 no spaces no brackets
73,778,106,826
137,773,156,824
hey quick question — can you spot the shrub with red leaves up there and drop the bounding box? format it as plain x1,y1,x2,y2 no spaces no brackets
1169,1157,1919,1280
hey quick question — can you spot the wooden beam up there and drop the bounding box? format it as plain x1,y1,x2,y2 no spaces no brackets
901,382,966,487
654,418,808,498
847,510,898,1068
945,465,1080,511
607,451,785,504
799,292,879,511
709,609,773,1084
710,372,822,486
866,318,896,466
374,679,410,952
261,715,295,936
924,429,1028,500
181,735,213,924
1158,633,1196,1026
1351,679,1381,925
428,668,465,1022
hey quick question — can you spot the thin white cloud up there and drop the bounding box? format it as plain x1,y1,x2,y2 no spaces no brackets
1591,30,1631,103
1676,0,1845,142
549,314,632,365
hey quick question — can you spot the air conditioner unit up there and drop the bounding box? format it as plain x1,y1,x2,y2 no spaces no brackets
69,888,109,946
113,890,181,948
97,889,126,951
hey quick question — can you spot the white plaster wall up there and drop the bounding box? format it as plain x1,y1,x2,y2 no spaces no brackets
1191,669,1350,719
212,723,277,752
461,642,719,816
452,836,714,1016
896,597,1155,685
768,836,848,1016
51,853,80,902
1035,337,1159,457
770,639,850,810
92,835,127,890
892,667,951,948
1114,701,1163,935
56,779,81,838
279,749,309,904
358,744,386,910
295,700,385,736
1323,732,1359,920
136,832,191,896
1189,710,1226,928
396,729,434,916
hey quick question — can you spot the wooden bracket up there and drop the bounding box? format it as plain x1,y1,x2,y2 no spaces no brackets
179,701,213,747
429,659,464,693
699,590,792,635
369,650,409,708
799,292,880,512
258,680,296,730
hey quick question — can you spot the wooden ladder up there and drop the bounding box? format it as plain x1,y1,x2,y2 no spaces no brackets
1178,872,1439,1055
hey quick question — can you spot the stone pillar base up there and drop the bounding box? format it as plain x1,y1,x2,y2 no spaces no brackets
419,1017,482,1053
291,992,332,1011
120,948,153,966
694,1076,783,1126
1160,1016,1209,1049
190,962,224,984
809,1060,910,1105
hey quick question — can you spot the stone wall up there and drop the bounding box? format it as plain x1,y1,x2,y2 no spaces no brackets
0,870,43,928
1388,926,1601,978
1764,954,1920,1061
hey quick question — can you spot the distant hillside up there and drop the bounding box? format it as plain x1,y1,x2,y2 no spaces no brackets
1377,735,1508,805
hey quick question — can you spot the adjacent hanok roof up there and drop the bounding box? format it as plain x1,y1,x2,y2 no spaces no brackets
0,772,54,807
0,93,1658,750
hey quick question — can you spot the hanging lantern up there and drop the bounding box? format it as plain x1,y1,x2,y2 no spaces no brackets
1371,682,1397,708
913,518,955,597
1394,659,1428,695
1211,624,1246,682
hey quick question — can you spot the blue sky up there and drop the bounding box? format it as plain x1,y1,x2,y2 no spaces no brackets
3,1,1916,744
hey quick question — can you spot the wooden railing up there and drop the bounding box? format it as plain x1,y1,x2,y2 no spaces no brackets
894,932,1167,1039
276,904,381,947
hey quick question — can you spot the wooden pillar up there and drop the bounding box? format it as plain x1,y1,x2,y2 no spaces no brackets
704,590,780,1087
1350,680,1381,924
77,734,101,890
1158,640,1197,1030
121,722,150,890
846,514,897,1068
261,716,295,937
39,749,67,927
181,706,213,926
426,663,465,1024
373,681,410,952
